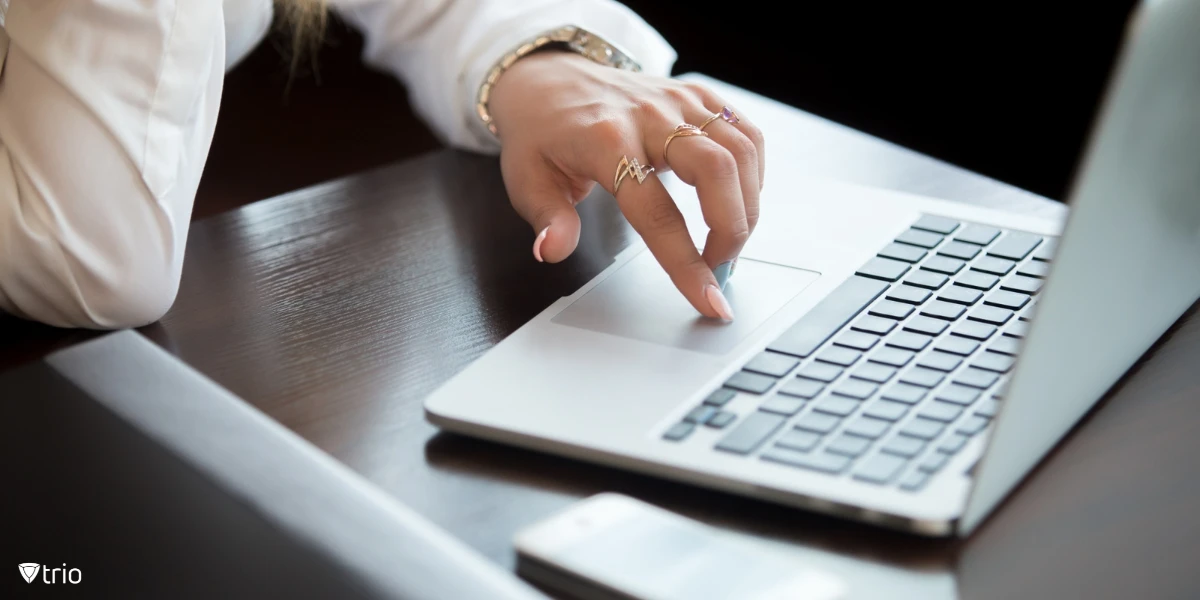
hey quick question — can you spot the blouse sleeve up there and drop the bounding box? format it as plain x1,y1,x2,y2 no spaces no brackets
0,1,225,328
329,0,678,153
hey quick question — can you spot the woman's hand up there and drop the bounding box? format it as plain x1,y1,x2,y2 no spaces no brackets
487,51,764,321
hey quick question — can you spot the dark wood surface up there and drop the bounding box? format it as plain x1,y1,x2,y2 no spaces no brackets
3,77,1198,599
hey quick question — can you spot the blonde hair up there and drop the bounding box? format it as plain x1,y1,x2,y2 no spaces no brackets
277,0,328,75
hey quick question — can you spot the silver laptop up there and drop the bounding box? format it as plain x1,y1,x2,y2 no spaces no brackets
426,0,1200,536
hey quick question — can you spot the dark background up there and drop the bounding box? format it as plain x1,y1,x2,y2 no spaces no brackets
197,2,1137,217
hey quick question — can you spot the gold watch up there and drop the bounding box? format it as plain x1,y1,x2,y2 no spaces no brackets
475,26,642,137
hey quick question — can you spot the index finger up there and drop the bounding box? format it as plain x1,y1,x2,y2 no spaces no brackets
606,151,734,321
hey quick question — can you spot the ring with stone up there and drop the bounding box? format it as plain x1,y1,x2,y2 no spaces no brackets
699,106,741,131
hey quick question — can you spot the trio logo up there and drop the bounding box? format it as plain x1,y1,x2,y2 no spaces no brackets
18,562,82,584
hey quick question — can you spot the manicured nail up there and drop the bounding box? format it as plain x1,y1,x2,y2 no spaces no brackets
532,227,549,262
713,261,734,290
704,284,735,321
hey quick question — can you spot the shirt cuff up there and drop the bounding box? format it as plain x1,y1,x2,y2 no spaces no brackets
457,1,677,154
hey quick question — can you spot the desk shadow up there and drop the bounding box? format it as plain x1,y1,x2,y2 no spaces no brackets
424,431,958,573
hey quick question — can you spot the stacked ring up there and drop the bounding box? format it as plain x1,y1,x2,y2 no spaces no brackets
699,106,740,131
662,123,708,162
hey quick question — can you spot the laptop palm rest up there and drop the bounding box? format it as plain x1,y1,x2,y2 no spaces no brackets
551,250,819,355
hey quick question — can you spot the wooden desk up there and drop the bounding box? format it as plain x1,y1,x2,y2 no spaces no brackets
4,76,1198,599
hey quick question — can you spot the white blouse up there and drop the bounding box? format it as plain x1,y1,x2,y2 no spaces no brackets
0,0,675,329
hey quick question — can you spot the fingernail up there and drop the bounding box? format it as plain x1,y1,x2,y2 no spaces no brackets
532,227,549,262
713,261,734,290
704,284,735,321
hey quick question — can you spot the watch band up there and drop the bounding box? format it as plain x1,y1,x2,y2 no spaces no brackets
475,26,642,137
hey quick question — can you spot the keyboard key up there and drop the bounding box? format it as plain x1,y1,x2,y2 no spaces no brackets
706,411,737,429
993,379,1010,399
935,337,980,356
715,412,787,454
887,332,930,352
776,429,823,452
921,255,966,275
968,306,1013,326
853,453,907,484
903,270,949,290
894,228,943,249
988,336,1022,356
832,379,879,400
919,401,964,423
1001,275,1043,295
864,400,911,421
816,347,862,367
685,406,717,424
827,435,873,457
878,242,927,263
985,290,1030,310
724,371,777,394
987,232,1043,261
814,396,860,417
957,415,991,436
975,398,1000,418
936,384,982,406
904,316,949,336
954,271,999,291
844,417,892,439
972,352,1015,373
1017,261,1050,279
704,388,737,407
955,224,1001,246
955,367,1000,389
796,363,843,383
834,331,880,352
912,215,960,234
1031,238,1057,262
869,300,915,320
886,285,931,305
882,436,926,458
900,418,945,440
762,448,852,474
1004,320,1030,338
917,352,962,373
869,348,916,368
778,378,825,399
852,315,897,336
971,256,1016,276
760,396,806,416
899,470,932,491
938,433,970,454
899,367,945,388
795,412,842,434
742,351,801,378
663,422,695,441
851,363,898,384
856,257,911,282
938,241,981,260
920,300,966,321
938,286,982,306
918,452,951,473
952,321,997,341
881,383,927,405
768,276,888,358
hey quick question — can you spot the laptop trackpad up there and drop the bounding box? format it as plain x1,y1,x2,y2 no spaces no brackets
552,251,820,356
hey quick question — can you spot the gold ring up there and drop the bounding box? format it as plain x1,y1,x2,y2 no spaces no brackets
662,123,708,162
614,155,655,193
699,106,741,131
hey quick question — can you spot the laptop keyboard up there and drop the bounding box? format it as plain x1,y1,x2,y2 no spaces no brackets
661,215,1056,491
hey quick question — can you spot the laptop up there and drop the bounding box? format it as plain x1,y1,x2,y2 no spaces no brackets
425,0,1200,536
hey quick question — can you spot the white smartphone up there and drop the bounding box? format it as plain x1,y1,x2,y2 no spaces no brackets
513,493,846,600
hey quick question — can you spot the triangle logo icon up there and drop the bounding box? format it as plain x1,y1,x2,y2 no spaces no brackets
19,563,40,584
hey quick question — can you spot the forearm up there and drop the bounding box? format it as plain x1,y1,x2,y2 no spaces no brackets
330,0,677,153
